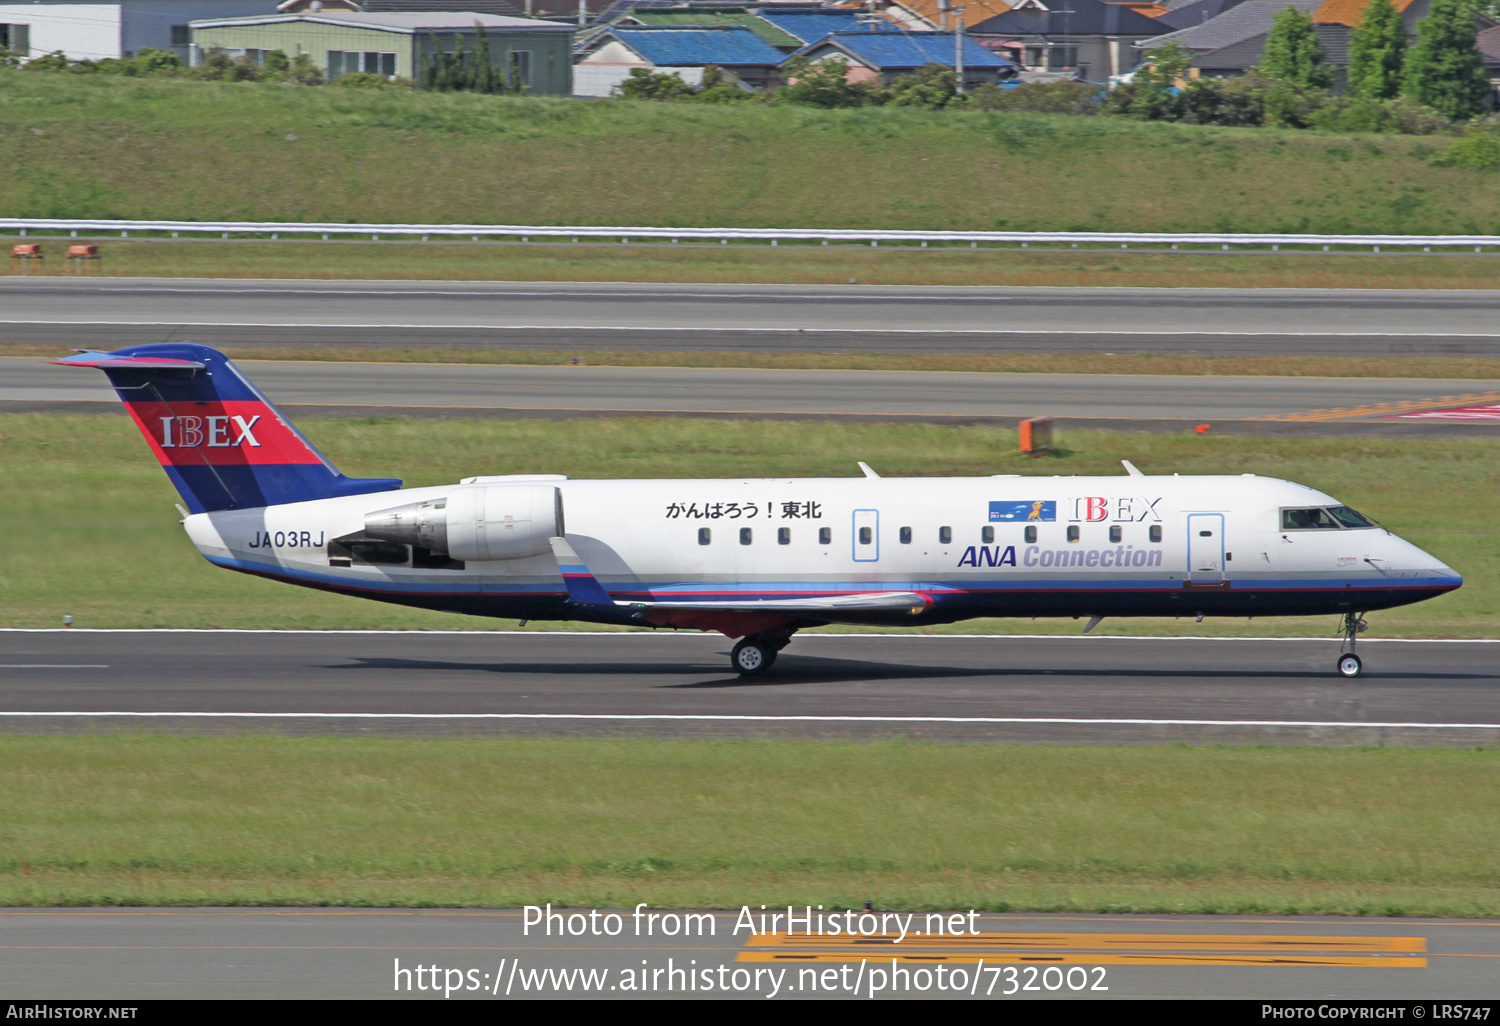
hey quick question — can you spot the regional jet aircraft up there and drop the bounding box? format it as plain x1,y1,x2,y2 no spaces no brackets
56,344,1461,677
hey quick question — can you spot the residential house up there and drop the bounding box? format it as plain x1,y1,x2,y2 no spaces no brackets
0,1,276,62
1136,0,1499,86
573,23,786,93
791,28,1017,85
277,0,524,13
965,0,1168,82
190,10,575,89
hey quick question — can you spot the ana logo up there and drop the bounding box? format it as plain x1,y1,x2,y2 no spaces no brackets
160,415,261,449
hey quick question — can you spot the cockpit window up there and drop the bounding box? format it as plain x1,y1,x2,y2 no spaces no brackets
1325,505,1376,529
1281,506,1377,530
1281,508,1341,530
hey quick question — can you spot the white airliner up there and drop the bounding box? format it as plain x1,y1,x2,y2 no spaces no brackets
56,344,1461,678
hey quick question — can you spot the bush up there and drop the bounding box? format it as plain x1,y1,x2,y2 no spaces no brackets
614,67,698,100
884,64,961,109
969,80,1102,115
773,56,881,108
334,71,401,89
1173,76,1267,126
1432,119,1500,168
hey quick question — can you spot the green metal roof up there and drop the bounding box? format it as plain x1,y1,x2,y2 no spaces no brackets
626,10,801,49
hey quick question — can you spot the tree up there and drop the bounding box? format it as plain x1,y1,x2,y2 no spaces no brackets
261,49,290,77
1139,39,1195,87
1260,6,1333,88
1347,0,1406,98
471,25,505,94
1402,0,1491,120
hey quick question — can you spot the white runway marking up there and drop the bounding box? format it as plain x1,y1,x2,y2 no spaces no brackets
3,320,1499,338
2,628,1496,642
0,712,1495,729
0,664,109,668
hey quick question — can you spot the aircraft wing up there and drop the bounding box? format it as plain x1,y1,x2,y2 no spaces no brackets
616,593,931,614
547,537,931,633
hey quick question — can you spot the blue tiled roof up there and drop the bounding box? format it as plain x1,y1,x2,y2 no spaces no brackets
609,25,789,65
754,9,873,43
802,30,1015,70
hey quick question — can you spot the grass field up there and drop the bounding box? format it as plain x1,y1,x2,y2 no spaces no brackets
3,737,1499,913
7,239,1500,290
3,71,1500,236
0,413,1489,636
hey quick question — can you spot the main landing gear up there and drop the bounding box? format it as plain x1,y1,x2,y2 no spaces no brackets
731,634,791,676
1337,611,1368,678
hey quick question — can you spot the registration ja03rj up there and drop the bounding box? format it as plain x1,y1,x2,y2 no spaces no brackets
1265,1007,1493,1020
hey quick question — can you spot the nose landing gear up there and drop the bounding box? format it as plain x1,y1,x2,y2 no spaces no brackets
1337,612,1368,678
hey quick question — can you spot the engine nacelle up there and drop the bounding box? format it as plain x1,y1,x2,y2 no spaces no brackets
365,485,562,562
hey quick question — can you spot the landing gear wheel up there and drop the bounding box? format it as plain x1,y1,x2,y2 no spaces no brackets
731,638,775,676
1337,653,1363,679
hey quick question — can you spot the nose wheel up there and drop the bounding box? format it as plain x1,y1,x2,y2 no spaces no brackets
1336,612,1368,678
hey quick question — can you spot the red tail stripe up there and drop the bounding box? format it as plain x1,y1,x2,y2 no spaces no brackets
124,401,325,467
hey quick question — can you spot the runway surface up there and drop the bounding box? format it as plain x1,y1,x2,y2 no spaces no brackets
3,632,1498,745
8,358,1500,429
5,278,1500,356
0,908,1494,999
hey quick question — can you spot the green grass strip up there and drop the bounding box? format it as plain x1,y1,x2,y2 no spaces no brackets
3,737,1500,914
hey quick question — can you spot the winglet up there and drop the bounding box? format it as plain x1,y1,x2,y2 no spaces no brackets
1122,460,1144,477
858,461,880,479
549,536,614,606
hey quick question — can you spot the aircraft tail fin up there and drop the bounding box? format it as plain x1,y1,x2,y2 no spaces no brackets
52,344,402,514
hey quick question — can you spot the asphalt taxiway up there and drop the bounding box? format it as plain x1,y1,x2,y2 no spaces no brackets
4,278,1500,356
2,632,1497,745
7,359,1500,431
1,908,1494,999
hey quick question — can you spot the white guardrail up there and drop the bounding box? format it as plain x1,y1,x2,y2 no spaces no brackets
3,218,1499,251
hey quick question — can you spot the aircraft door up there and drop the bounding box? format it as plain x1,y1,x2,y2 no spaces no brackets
852,509,879,562
1188,514,1225,583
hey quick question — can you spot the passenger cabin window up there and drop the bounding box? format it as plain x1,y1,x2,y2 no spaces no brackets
938,526,952,544
740,527,752,545
899,527,912,544
818,527,832,545
1109,525,1122,543
858,527,872,545
1025,526,1037,543
1149,525,1162,543
698,528,711,545
778,527,791,545
1066,525,1080,542
981,526,994,544
1281,508,1342,531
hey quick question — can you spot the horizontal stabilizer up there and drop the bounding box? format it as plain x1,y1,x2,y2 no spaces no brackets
52,352,205,370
